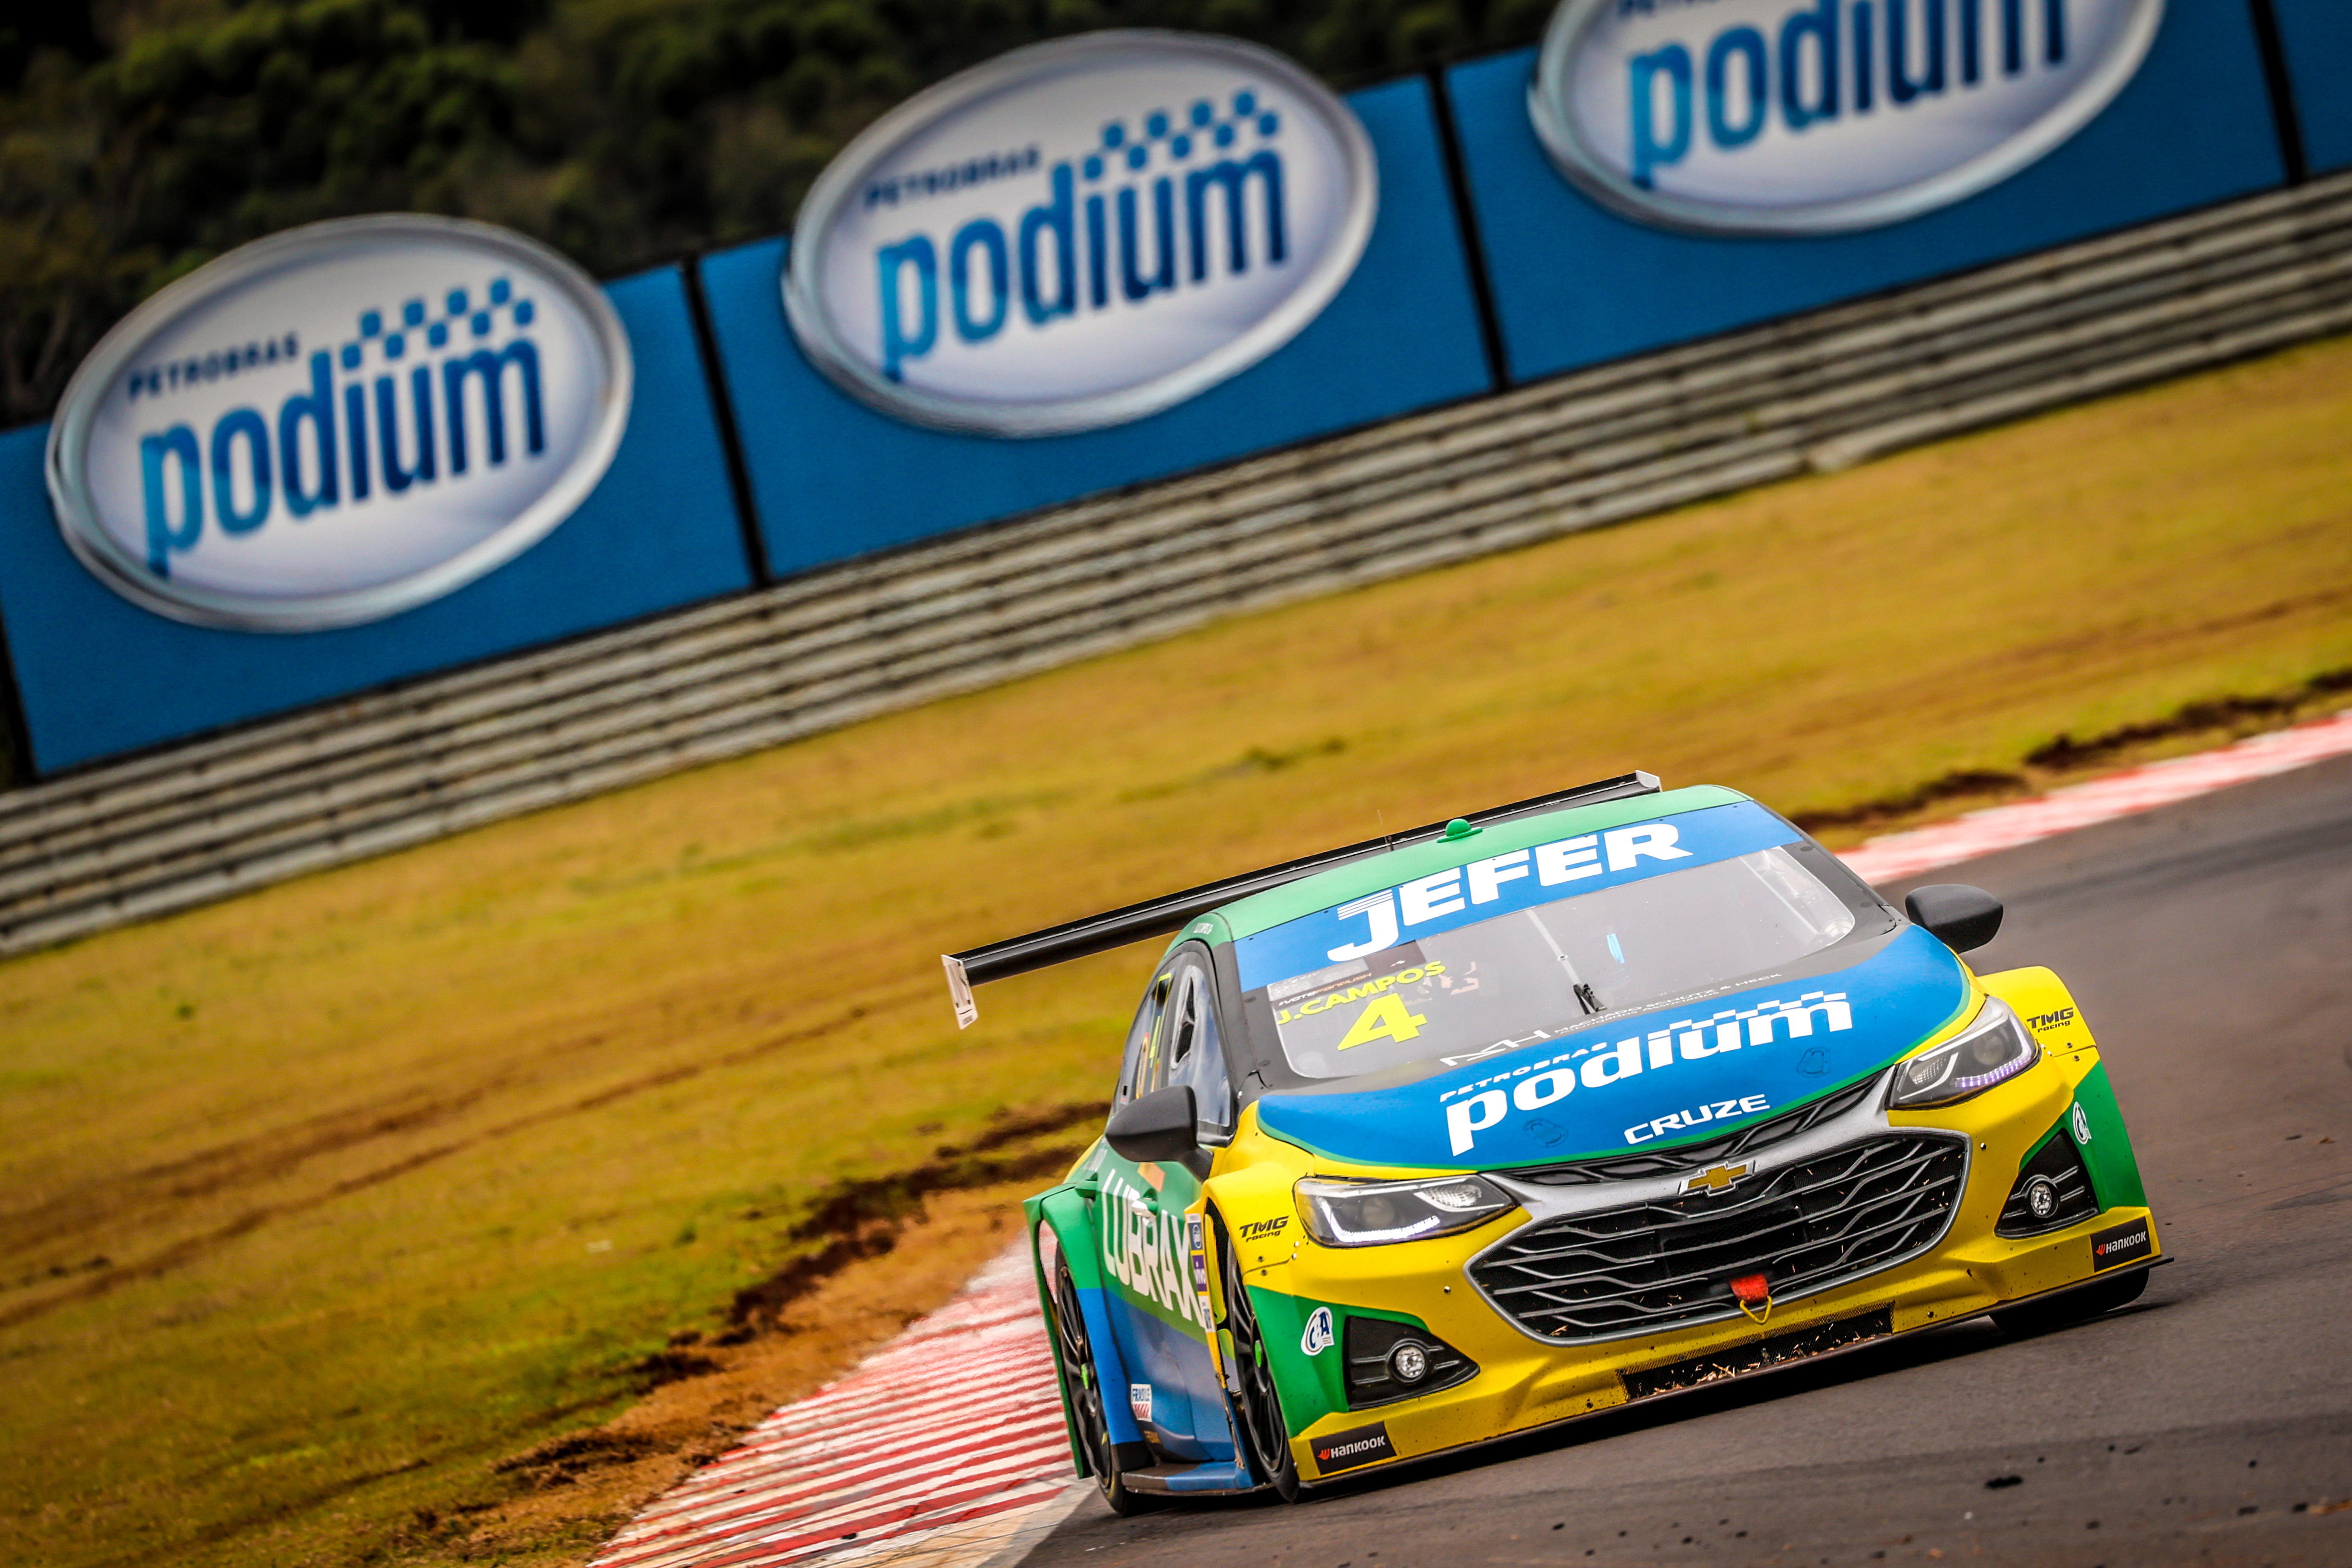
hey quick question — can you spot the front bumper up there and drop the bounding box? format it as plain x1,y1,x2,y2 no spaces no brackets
1249,1046,2161,1482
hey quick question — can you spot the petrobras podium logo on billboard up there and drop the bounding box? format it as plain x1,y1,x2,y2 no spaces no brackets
1529,0,2165,234
46,216,631,630
784,31,1376,436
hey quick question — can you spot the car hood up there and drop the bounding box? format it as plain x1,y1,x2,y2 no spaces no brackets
1252,925,1974,1170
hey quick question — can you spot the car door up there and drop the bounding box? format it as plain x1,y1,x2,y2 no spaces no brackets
1092,945,1236,1470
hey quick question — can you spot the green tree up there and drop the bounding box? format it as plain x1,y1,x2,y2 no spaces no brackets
0,0,1548,426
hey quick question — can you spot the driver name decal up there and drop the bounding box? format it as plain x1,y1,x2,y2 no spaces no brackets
1325,823,1692,963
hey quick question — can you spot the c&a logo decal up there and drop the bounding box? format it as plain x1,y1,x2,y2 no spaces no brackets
1311,1421,1395,1474
785,31,1375,436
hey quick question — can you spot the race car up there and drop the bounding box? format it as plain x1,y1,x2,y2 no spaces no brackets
940,772,2163,1509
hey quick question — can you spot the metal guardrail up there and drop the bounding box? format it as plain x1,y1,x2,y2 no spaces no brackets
4,170,2349,955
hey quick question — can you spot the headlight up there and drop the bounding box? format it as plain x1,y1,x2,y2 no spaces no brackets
1888,997,2042,1109
1294,1175,1514,1247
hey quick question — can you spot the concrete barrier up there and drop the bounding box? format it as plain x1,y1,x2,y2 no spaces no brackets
4,169,2348,955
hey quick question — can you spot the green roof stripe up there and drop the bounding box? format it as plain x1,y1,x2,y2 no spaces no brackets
1202,784,1753,943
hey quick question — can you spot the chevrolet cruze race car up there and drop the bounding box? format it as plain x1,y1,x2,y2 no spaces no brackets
941,773,2162,1508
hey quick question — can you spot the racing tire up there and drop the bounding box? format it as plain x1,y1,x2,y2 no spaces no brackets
1991,1266,2149,1337
1216,1219,1303,1502
1048,1252,1153,1516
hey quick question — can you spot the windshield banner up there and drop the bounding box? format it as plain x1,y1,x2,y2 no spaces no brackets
1255,925,1972,1168
1235,799,1792,992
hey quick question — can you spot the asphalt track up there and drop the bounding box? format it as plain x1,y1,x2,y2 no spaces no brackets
1019,752,2352,1568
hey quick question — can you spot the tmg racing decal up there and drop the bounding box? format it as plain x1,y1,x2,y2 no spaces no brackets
1099,1170,1207,1329
1438,990,1853,1154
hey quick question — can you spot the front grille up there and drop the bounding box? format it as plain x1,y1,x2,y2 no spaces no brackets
1342,1316,1477,1409
1995,1132,2099,1236
1470,1132,1966,1343
1515,1077,1882,1184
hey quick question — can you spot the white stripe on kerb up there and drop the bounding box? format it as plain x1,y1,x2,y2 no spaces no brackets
1837,712,2352,885
590,1247,1079,1568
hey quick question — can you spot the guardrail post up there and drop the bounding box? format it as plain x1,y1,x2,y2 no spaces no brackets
682,254,775,587
0,598,33,786
1426,65,1514,394
2245,0,2311,184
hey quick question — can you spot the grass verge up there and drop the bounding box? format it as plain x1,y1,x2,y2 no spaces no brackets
1,334,2348,1568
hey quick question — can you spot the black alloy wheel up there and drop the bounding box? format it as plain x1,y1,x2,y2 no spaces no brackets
1217,1220,1302,1501
1049,1253,1149,1515
1990,1265,2149,1336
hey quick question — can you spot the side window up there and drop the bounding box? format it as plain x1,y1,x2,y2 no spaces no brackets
1115,971,1173,1107
1167,958,1234,1136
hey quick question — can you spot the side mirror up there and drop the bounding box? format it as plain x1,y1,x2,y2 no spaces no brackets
1105,1084,1199,1163
1904,884,2005,953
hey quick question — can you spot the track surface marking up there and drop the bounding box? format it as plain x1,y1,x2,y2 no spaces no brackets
589,1249,1080,1568
1838,711,2352,884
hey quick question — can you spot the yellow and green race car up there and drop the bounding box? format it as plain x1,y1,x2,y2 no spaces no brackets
941,773,2163,1510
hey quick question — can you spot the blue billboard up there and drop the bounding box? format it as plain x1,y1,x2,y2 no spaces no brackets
0,264,750,773
0,7,2336,780
2271,0,2352,174
1444,0,2286,382
699,73,1495,581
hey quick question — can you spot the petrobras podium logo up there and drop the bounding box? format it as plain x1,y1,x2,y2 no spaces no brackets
784,31,1376,436
1528,0,2164,234
46,215,631,630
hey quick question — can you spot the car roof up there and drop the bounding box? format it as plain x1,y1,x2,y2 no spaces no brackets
1194,782,1753,947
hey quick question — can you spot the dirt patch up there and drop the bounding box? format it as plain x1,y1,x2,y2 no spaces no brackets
0,1084,493,1268
1790,769,2031,834
492,1432,669,1491
621,1351,723,1392
1790,667,2352,839
0,995,918,1334
726,1100,1105,1335
2022,667,2352,770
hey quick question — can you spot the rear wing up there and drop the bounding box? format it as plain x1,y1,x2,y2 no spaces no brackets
940,771,1660,1027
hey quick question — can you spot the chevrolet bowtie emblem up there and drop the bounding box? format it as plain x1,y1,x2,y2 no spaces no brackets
1685,1162,1750,1194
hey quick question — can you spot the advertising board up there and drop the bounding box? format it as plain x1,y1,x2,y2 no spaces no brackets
784,31,1378,435
45,216,632,631
2270,0,2352,174
0,265,747,773
1449,0,2283,382
1530,0,2165,233
705,71,1490,580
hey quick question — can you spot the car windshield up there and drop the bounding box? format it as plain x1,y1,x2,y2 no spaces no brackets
1247,845,1861,1080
